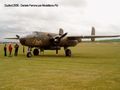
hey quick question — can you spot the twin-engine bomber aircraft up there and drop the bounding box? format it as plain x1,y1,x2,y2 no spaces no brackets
5,27,120,57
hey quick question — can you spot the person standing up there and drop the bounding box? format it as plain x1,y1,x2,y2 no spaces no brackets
14,43,19,56
8,43,13,56
4,44,7,56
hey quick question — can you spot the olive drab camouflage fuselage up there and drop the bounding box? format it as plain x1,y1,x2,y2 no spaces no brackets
20,31,78,50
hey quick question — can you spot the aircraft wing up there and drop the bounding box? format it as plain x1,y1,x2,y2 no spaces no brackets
67,35,120,40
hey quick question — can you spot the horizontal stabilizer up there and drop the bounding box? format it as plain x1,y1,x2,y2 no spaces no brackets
4,37,19,39
5,35,20,40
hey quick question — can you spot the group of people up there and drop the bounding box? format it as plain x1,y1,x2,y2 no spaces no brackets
4,43,19,57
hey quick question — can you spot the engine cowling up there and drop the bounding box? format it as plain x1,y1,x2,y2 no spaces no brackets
49,28,67,54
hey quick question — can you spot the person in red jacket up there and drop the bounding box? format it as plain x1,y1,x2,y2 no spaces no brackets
8,43,13,56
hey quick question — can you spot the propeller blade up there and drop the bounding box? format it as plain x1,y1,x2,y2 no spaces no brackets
16,35,20,39
60,33,67,39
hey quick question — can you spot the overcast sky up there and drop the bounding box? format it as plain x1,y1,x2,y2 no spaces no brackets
0,0,120,41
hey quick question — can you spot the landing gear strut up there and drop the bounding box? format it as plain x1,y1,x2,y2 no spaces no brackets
65,48,72,57
27,47,32,58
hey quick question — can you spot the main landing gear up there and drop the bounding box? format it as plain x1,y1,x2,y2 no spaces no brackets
64,48,72,57
33,49,39,56
27,48,40,58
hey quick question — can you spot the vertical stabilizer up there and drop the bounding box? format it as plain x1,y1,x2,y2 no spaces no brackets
91,27,95,41
59,28,64,35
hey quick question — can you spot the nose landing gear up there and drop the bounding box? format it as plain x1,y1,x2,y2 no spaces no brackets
27,47,32,58
27,52,32,57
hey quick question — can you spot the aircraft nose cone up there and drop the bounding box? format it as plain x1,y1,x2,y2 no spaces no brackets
20,38,26,45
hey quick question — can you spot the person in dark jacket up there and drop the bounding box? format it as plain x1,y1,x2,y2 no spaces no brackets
4,44,7,56
14,43,19,56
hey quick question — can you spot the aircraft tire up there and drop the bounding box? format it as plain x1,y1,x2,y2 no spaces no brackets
27,52,32,58
65,49,71,57
33,49,39,56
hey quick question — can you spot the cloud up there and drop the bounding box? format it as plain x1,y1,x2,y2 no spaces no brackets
0,0,120,42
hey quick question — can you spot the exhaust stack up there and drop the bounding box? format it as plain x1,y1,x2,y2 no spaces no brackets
59,28,64,35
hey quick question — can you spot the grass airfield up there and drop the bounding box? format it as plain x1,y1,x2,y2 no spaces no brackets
0,43,120,90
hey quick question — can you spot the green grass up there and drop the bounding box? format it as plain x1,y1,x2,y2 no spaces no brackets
98,39,120,42
0,43,120,90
